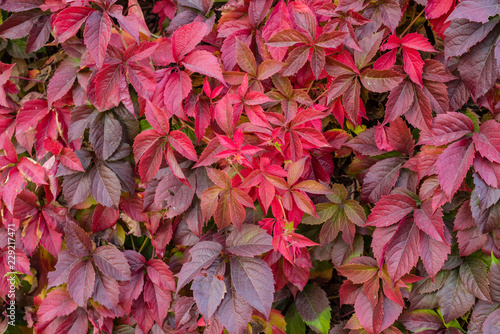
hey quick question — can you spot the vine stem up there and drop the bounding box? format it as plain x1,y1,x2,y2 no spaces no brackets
229,161,244,181
138,237,150,253
10,76,43,83
400,8,425,37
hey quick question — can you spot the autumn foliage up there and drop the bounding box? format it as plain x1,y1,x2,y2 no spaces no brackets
1,0,500,333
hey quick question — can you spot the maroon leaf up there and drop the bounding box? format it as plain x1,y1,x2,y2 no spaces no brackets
437,269,475,323
365,193,416,227
418,231,450,281
89,111,122,161
146,259,176,291
192,258,226,319
176,241,223,292
459,257,491,301
226,224,273,257
144,279,172,324
458,28,500,99
92,204,119,233
414,200,446,242
436,138,475,199
296,284,331,330
473,120,500,164
360,69,405,93
89,164,121,209
215,279,253,334
93,245,131,281
64,221,93,257
68,260,95,307
230,256,274,317
362,157,405,203
47,250,82,288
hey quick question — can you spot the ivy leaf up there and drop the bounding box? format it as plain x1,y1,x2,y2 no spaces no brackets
83,11,112,68
436,138,475,199
384,218,420,282
296,284,331,334
215,278,253,334
226,224,273,257
176,241,223,292
473,120,500,164
230,256,274,317
365,193,416,227
89,111,122,161
437,269,475,323
89,163,121,209
93,245,131,281
37,289,78,324
63,221,93,257
67,260,95,307
47,57,79,106
362,157,405,203
192,258,226,320
459,257,492,301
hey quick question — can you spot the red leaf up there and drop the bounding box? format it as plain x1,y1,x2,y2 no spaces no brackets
365,193,416,227
18,157,47,185
93,63,123,111
172,21,209,61
47,58,79,106
168,130,198,161
436,138,475,199
182,50,225,84
134,130,165,182
414,200,446,242
83,11,111,68
362,157,405,203
473,120,500,164
16,99,49,134
37,289,78,323
360,69,405,93
92,204,119,233
402,47,425,87
68,260,95,307
52,7,94,44
59,148,84,172
93,245,131,281
384,218,420,282
163,71,192,117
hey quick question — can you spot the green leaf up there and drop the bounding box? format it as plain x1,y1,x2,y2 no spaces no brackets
285,303,306,334
304,307,331,334
296,285,331,334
